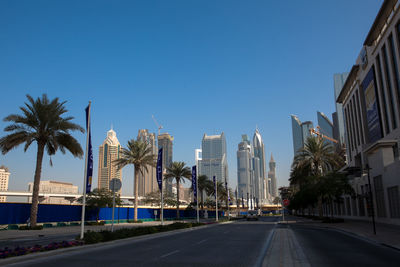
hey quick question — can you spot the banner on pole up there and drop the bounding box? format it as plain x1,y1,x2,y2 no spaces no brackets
192,166,197,203
225,181,230,202
85,105,93,193
156,148,163,192
213,176,216,200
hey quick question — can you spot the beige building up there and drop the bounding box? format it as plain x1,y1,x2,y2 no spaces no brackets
28,180,78,204
337,0,400,225
137,129,157,197
0,166,10,202
98,128,122,193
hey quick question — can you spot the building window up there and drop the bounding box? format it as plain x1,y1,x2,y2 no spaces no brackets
349,98,357,150
104,144,108,167
376,54,390,135
352,94,361,147
374,175,386,218
382,44,398,129
344,107,352,159
387,186,400,218
356,90,365,144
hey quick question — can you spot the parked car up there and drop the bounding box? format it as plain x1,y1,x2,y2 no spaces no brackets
246,210,258,221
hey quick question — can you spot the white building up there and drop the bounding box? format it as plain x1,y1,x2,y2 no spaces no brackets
28,180,78,204
0,166,10,202
337,0,400,225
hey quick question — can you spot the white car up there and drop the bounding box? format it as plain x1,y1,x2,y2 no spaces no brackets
246,210,258,221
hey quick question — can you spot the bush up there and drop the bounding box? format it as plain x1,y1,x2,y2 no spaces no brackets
18,225,43,230
80,222,204,244
85,221,105,226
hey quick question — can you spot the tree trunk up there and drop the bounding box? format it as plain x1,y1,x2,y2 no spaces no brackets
176,179,180,219
30,142,45,227
134,167,139,222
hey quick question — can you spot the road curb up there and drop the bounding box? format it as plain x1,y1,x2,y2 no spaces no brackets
0,220,234,266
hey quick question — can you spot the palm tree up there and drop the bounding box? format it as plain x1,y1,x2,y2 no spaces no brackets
0,94,84,227
113,139,155,222
164,161,191,219
291,136,343,217
197,175,212,210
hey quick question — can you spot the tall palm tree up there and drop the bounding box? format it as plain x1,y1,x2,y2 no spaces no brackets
291,136,343,216
292,136,343,177
113,139,155,222
197,175,212,210
0,94,84,227
164,161,191,219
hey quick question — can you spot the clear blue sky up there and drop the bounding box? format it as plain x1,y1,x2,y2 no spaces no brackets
0,0,383,196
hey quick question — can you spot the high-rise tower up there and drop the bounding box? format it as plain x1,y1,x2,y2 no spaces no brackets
0,166,10,202
253,128,267,202
137,129,157,197
268,154,277,198
158,132,173,194
291,115,313,155
333,72,349,146
98,128,122,193
199,133,228,184
237,135,252,202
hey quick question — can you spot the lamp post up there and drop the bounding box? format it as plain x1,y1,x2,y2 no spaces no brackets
365,164,376,235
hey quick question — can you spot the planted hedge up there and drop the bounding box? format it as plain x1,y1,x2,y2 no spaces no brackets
81,222,204,244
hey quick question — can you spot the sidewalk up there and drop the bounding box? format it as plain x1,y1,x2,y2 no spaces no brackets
287,215,400,250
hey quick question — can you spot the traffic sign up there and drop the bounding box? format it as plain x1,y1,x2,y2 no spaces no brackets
283,199,290,206
109,178,122,192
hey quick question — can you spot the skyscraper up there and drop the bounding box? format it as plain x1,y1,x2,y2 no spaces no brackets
333,72,349,145
268,154,277,198
237,135,252,202
0,166,10,202
291,115,313,155
253,128,267,203
158,132,173,194
195,149,202,174
137,129,157,197
98,128,122,193
317,111,334,145
200,133,228,184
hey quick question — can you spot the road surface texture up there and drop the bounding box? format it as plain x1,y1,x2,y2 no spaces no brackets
3,216,400,267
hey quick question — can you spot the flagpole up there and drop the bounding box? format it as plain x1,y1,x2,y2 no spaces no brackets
161,177,164,226
80,101,91,239
195,166,199,223
215,176,218,222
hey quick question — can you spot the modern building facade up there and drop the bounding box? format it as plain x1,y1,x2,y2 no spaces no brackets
291,115,314,155
253,129,268,203
337,0,400,225
0,166,10,202
317,111,335,145
200,133,228,185
334,72,350,146
268,154,278,198
28,180,78,204
237,135,253,203
158,132,173,194
195,149,202,175
98,129,122,193
137,129,157,197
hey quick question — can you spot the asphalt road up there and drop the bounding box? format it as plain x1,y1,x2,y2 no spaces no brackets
291,224,400,267
5,217,279,267
4,217,400,267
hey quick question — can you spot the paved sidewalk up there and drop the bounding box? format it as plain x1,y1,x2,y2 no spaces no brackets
286,215,400,250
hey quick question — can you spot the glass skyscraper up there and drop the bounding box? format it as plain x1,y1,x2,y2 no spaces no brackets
334,72,349,145
291,115,313,155
253,129,267,203
199,133,228,184
158,132,173,194
317,111,334,145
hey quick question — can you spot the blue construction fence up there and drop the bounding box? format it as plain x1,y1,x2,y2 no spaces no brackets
0,203,223,225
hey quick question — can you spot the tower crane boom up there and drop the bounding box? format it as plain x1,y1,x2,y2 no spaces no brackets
152,115,163,136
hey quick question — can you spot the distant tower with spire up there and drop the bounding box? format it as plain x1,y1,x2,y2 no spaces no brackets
98,128,122,193
268,154,277,198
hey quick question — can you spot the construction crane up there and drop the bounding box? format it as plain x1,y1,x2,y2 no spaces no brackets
310,126,338,144
152,115,163,136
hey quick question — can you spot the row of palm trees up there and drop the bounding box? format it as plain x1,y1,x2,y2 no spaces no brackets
0,94,227,226
289,136,353,217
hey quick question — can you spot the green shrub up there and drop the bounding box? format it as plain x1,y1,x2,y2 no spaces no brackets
18,225,43,230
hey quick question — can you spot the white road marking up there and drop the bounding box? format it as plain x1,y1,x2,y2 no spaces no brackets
196,239,207,244
160,250,180,258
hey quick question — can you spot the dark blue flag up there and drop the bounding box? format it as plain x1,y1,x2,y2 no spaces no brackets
225,181,230,202
241,192,244,208
156,148,163,192
192,166,197,203
213,176,216,200
85,105,93,194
